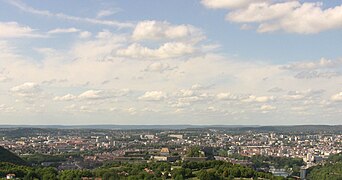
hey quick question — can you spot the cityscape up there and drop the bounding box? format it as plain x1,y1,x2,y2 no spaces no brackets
1,0,342,179
0,125,341,179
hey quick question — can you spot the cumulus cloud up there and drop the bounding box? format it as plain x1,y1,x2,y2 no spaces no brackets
0,72,11,82
10,82,41,97
260,104,276,110
138,91,166,101
132,20,203,42
282,58,342,70
178,89,195,97
54,90,110,101
283,89,324,101
71,30,127,60
0,104,15,112
202,1,342,34
244,95,275,103
256,2,342,34
116,42,194,59
282,58,342,79
78,90,105,100
79,31,92,38
53,94,77,101
216,92,239,100
227,2,300,23
201,0,267,9
48,28,80,34
0,21,41,38
331,92,342,102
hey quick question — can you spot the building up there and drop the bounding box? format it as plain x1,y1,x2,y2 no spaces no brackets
269,166,289,178
153,156,179,162
160,148,170,156
300,167,307,180
169,134,183,139
6,174,15,179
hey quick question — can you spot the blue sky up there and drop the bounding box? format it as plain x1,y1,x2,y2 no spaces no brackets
0,0,341,125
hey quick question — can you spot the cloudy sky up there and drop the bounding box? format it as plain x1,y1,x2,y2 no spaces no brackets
0,0,341,125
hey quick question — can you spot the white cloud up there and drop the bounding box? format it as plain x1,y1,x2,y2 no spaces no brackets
202,1,342,34
257,2,342,34
282,58,342,70
54,94,77,101
139,91,166,101
331,92,342,102
116,42,194,59
132,20,203,41
244,95,275,103
283,89,324,101
78,90,106,100
0,104,15,112
79,31,92,38
72,30,126,60
0,18,341,124
0,21,40,38
227,2,300,23
178,89,195,97
55,90,110,101
10,82,41,97
260,104,276,110
201,0,267,9
96,9,119,18
178,96,202,103
216,92,239,100
8,0,133,29
48,28,80,34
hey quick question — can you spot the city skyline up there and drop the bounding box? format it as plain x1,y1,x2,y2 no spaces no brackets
0,0,341,125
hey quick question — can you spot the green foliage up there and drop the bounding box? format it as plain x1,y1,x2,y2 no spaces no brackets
327,152,342,163
307,154,342,180
22,153,67,165
0,146,28,165
0,162,31,177
182,160,274,179
197,169,221,180
59,170,93,180
186,146,204,157
0,156,278,180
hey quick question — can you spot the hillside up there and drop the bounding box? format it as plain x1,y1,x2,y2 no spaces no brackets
0,146,27,166
307,153,342,180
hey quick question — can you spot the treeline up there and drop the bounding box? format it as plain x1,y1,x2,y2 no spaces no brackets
0,162,58,179
0,147,28,166
181,161,281,180
0,160,284,180
307,153,342,180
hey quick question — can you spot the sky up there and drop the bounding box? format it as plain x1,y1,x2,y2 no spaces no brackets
0,0,341,125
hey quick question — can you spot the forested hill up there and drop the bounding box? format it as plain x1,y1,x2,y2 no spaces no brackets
307,153,342,180
0,146,27,166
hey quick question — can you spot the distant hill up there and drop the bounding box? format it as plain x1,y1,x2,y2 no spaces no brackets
0,124,253,130
237,125,342,133
0,124,341,132
0,146,27,166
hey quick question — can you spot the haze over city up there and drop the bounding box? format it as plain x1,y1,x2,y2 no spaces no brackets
0,0,342,125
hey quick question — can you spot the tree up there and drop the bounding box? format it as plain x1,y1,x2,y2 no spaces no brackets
197,170,220,180
187,146,203,157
